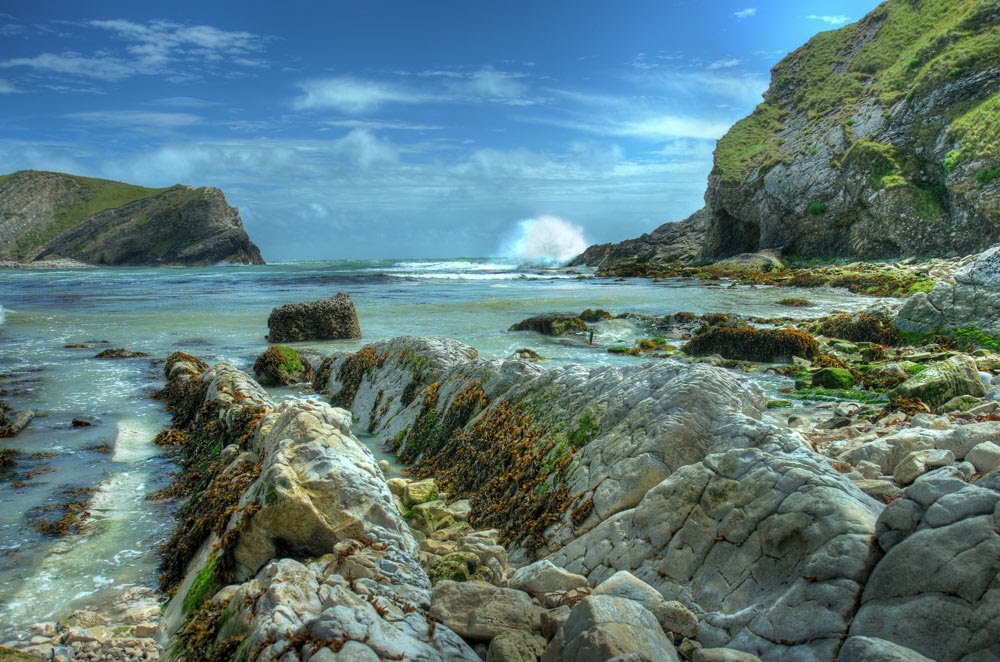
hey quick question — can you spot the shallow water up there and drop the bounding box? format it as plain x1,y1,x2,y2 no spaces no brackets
0,258,875,635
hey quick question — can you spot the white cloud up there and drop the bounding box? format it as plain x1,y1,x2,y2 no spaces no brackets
0,131,710,259
324,119,444,131
807,15,852,25
733,8,757,19
65,110,203,129
0,79,18,93
293,77,431,113
293,67,538,113
152,96,219,108
0,19,269,84
1,52,137,80
707,58,742,70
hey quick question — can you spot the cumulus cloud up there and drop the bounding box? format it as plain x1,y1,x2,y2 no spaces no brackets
807,15,852,25
733,8,757,19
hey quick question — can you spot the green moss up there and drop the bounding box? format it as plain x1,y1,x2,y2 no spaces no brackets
272,345,304,374
568,408,599,448
811,367,856,389
767,399,793,409
183,554,221,616
950,84,1000,160
806,201,827,215
944,149,961,172
977,166,1000,185
906,363,928,375
787,387,887,404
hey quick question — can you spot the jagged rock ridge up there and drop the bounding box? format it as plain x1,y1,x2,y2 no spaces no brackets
0,170,264,266
575,0,999,268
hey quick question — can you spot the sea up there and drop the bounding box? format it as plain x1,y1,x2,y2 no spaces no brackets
0,258,877,635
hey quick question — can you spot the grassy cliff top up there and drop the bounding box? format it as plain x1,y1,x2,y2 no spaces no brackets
1,170,206,257
714,0,1000,181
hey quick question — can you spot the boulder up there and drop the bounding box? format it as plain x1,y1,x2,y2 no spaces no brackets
542,595,680,662
428,552,492,584
692,649,760,662
509,560,588,597
897,247,1000,338
811,367,855,389
891,355,986,410
430,580,541,641
892,449,954,486
591,570,698,638
509,315,588,337
487,630,547,662
252,345,313,386
837,636,934,662
847,468,1000,660
267,292,361,342
966,441,1000,474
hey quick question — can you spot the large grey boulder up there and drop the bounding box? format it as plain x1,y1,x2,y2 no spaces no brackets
847,468,1000,660
592,571,698,639
429,580,541,641
837,636,934,662
542,595,680,662
896,247,1000,337
267,291,362,342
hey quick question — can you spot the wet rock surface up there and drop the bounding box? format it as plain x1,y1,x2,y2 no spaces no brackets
266,291,362,342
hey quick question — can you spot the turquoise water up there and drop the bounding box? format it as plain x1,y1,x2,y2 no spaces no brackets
0,258,875,634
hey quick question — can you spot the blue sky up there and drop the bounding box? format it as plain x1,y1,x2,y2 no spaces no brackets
0,1,882,260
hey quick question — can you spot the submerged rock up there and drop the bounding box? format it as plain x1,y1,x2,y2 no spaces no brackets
509,315,589,337
267,291,362,342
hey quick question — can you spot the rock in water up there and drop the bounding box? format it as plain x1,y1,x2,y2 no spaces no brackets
252,345,313,386
267,291,362,342
509,315,589,337
0,170,264,266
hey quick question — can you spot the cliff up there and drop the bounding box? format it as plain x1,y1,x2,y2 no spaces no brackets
0,170,264,266
575,0,999,269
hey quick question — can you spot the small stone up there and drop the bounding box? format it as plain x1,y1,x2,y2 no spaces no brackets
508,560,589,597
133,623,158,638
403,478,438,506
377,460,390,476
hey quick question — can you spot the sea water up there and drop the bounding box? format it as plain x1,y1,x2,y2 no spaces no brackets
0,259,876,634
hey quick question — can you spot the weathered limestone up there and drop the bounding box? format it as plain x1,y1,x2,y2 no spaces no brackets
157,357,476,661
848,468,1000,660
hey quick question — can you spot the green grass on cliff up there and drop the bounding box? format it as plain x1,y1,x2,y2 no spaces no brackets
715,0,1000,181
950,89,1000,161
14,174,171,257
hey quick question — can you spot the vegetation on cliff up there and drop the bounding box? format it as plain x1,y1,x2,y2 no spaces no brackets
0,170,265,266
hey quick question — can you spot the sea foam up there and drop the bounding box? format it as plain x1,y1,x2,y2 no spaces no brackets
500,215,588,266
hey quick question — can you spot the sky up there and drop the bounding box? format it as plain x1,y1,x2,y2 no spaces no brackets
0,1,883,261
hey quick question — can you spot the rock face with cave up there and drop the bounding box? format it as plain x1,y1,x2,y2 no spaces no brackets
572,0,1000,268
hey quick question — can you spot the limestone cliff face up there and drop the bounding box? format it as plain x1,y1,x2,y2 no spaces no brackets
0,170,264,266
574,0,1000,268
